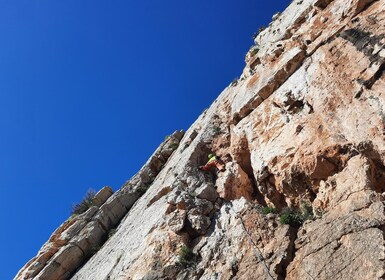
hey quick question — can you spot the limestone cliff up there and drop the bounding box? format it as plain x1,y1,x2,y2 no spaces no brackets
16,0,385,279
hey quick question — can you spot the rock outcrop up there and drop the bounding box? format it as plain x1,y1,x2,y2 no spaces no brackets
16,0,385,279
15,131,184,280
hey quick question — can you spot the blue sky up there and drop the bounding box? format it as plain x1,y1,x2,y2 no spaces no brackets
0,1,291,278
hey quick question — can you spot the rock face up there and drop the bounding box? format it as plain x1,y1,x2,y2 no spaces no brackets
16,0,385,279
287,156,385,280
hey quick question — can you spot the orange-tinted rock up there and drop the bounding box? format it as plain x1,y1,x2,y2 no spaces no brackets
216,162,254,201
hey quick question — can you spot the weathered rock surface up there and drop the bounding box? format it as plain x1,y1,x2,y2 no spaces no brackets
16,0,385,279
287,155,385,280
216,162,254,201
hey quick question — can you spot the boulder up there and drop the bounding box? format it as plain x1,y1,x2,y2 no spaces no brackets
92,186,113,207
167,210,187,233
187,213,211,236
195,183,218,202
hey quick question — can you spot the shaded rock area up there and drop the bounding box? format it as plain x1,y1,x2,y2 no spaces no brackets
15,0,385,279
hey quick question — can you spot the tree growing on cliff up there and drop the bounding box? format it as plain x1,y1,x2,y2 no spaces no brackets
71,189,96,215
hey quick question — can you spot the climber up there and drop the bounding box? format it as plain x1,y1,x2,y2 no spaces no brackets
199,154,225,172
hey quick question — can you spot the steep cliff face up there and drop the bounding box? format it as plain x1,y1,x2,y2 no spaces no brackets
16,0,385,279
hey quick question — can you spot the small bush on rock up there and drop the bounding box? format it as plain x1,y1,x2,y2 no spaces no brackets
89,245,101,256
71,189,96,215
279,208,303,226
251,47,260,57
178,245,195,267
189,191,197,198
279,204,314,226
212,125,222,135
300,202,314,221
169,142,179,150
136,183,151,196
252,26,266,39
261,206,278,215
108,228,117,238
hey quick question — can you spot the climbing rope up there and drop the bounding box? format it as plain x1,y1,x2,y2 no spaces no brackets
230,206,275,280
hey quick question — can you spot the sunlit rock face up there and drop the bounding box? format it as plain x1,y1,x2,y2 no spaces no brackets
16,0,385,279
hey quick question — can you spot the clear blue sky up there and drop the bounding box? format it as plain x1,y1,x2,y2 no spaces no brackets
0,1,291,278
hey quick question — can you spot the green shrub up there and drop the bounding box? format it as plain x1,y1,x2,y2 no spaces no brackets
261,206,278,215
300,202,314,221
136,183,152,196
108,228,117,238
136,186,147,196
189,191,197,198
178,245,195,266
212,125,222,135
89,245,101,256
71,189,96,215
279,204,314,226
169,142,179,150
252,26,266,39
279,208,303,226
251,47,259,57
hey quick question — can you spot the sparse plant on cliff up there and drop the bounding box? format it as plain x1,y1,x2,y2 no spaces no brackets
252,26,266,39
250,47,260,57
136,183,152,196
212,125,222,135
89,245,101,256
169,142,179,150
299,202,314,221
108,228,117,238
261,206,278,215
71,189,96,215
177,245,195,267
279,208,303,226
279,203,314,226
189,191,197,198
